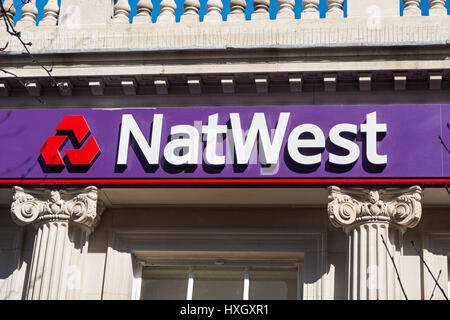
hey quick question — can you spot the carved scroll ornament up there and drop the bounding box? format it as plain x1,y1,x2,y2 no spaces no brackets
328,185,422,232
11,186,104,233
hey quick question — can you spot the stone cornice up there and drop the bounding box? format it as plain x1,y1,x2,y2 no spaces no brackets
328,185,422,233
0,16,449,55
10,186,104,233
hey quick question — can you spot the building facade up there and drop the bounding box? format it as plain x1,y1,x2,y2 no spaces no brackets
0,0,449,300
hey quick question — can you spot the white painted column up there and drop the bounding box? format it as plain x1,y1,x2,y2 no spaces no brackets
346,222,404,299
112,0,131,23
16,0,38,27
10,186,104,300
134,0,153,24
277,0,295,19
181,0,201,23
402,0,422,16
326,0,344,18
204,0,223,22
429,0,447,16
252,0,270,20
228,0,246,21
328,186,422,300
301,0,320,19
40,0,60,26
158,0,177,23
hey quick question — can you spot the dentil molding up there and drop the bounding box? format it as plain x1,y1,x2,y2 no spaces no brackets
10,186,104,233
328,185,422,233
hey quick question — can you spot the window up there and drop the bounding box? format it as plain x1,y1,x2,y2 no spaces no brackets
139,255,303,300
140,267,189,300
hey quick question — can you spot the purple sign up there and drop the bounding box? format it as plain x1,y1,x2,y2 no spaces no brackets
0,105,448,185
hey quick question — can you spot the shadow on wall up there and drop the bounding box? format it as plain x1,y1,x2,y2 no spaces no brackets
0,225,33,300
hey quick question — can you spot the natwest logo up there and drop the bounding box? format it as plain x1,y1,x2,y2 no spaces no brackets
40,115,100,169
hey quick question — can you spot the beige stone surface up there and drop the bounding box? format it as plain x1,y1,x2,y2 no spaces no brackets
347,0,400,17
59,0,112,26
3,16,449,53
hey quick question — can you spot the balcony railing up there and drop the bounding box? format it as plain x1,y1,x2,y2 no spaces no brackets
1,0,449,28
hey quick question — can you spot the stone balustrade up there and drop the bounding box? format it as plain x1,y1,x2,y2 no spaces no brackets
0,0,448,27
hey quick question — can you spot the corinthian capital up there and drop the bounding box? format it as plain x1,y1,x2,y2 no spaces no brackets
328,185,422,233
11,186,104,233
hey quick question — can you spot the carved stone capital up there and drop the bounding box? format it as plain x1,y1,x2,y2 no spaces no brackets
11,186,104,233
328,185,422,233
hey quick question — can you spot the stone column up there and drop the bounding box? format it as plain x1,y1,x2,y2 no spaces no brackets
328,185,422,300
16,0,38,27
0,0,15,28
40,0,60,26
10,186,104,300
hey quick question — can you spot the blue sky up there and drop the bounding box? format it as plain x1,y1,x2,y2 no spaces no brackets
10,0,448,24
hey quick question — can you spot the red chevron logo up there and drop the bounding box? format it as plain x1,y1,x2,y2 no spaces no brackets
40,116,100,167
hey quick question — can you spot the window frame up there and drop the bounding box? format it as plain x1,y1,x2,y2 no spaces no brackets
137,257,304,300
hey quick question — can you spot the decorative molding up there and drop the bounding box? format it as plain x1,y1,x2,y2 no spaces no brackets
394,73,408,91
25,80,41,97
89,80,105,96
57,80,73,96
187,76,202,94
289,74,303,92
323,73,337,92
221,76,235,93
154,77,169,94
328,185,422,233
429,72,443,90
255,75,269,93
121,79,137,95
3,17,450,53
11,186,104,233
358,73,372,91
